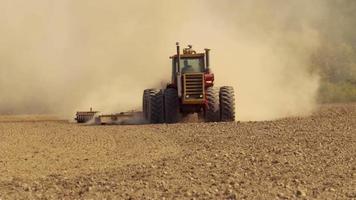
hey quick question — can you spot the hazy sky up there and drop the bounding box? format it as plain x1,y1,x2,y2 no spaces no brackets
0,0,342,120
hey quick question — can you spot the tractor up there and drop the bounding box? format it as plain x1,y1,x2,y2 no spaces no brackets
142,43,235,123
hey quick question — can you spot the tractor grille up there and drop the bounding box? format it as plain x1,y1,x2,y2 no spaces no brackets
184,73,204,99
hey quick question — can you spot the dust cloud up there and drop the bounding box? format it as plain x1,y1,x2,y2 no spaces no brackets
0,0,336,121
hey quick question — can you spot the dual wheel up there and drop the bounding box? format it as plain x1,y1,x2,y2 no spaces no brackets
142,86,235,124
142,88,178,124
205,86,236,122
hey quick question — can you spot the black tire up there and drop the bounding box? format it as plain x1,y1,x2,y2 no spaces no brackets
148,89,164,124
220,86,235,121
205,87,220,122
142,89,151,120
164,88,180,123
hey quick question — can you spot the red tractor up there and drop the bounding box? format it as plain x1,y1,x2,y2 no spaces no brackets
143,43,235,123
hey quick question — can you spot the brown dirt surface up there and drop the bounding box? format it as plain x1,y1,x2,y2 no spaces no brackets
0,103,355,199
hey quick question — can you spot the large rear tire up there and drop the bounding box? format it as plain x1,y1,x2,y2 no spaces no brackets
220,86,235,121
148,89,164,124
164,88,180,123
142,89,151,120
205,87,220,122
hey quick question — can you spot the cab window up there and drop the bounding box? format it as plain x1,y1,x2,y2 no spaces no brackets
178,58,204,73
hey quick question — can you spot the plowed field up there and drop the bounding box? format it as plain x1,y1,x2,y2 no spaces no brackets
0,104,355,199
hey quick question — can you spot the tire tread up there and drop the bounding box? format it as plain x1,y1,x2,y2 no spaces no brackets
220,86,235,121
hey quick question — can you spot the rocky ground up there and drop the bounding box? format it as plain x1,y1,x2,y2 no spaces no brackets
0,103,355,199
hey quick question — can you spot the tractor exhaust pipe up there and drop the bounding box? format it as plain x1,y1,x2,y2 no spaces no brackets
205,48,210,72
176,42,182,97
176,42,181,73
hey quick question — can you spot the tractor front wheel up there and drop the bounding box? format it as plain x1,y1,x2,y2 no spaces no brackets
164,88,180,123
220,86,235,121
148,89,164,124
205,87,220,122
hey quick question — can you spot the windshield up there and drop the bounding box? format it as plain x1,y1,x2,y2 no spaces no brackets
178,58,204,73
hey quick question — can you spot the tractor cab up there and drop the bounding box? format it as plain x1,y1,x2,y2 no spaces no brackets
175,45,205,74
170,44,210,76
178,56,204,73
170,44,212,87
168,43,214,105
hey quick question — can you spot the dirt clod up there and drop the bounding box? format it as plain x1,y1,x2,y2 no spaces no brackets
296,189,307,197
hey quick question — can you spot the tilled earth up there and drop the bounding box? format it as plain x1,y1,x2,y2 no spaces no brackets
0,104,355,199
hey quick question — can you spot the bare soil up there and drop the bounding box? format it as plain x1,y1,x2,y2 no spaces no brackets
0,103,355,199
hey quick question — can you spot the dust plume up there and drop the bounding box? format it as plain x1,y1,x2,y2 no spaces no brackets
183,1,323,121
0,0,344,121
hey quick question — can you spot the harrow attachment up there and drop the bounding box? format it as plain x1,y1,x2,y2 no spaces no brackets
75,108,98,123
75,108,142,125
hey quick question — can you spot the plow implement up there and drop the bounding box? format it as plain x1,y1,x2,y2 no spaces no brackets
75,108,98,123
75,108,142,125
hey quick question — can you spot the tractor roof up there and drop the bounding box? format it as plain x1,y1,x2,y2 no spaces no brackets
170,53,205,59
